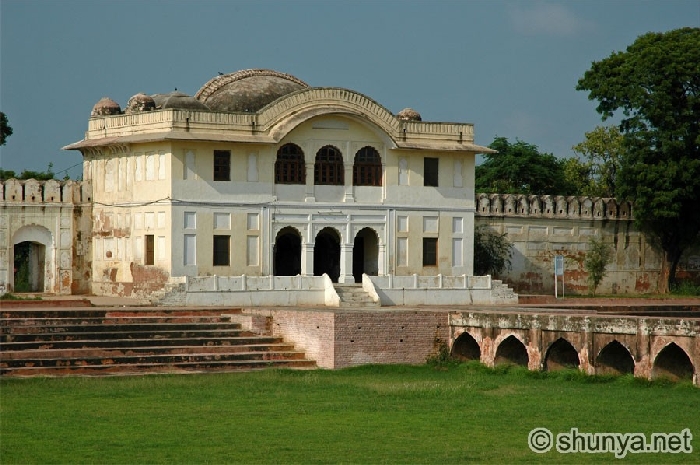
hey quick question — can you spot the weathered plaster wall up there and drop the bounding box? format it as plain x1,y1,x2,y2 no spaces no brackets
0,179,92,294
475,193,700,294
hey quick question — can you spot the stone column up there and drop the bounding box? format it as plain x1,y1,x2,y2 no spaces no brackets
304,163,315,202
339,243,354,283
301,241,314,276
378,243,386,276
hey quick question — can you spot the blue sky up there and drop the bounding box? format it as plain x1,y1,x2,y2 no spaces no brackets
1,0,698,179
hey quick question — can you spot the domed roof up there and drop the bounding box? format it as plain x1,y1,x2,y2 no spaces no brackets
151,91,210,111
125,93,156,113
397,108,422,121
195,69,309,113
91,97,121,116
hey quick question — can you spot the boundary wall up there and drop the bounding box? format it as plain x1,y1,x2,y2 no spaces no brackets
475,193,700,294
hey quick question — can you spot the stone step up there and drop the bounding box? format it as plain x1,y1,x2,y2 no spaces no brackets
1,308,242,320
0,310,315,377
1,335,285,351
2,342,297,360
1,350,310,369
1,315,235,328
2,328,255,343
0,358,317,377
2,322,244,335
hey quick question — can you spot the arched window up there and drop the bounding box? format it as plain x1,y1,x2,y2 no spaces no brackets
353,146,382,186
314,145,344,185
275,143,305,184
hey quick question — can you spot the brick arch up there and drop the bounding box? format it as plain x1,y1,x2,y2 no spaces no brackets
543,338,580,371
652,342,695,382
451,331,481,361
595,340,635,376
494,334,529,367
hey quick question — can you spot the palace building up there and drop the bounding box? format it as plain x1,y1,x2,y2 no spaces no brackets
58,69,493,301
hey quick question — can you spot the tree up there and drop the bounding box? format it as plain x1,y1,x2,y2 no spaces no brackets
473,225,513,276
476,137,575,195
584,237,612,296
0,112,12,146
561,157,596,197
572,125,623,198
577,27,700,292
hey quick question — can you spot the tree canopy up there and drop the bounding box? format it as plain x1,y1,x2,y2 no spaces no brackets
577,27,700,291
571,125,623,198
476,137,576,195
0,112,12,146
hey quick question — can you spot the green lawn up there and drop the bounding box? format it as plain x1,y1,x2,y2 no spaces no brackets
1,363,698,464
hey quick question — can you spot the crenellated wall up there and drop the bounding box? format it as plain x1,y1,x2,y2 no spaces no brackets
475,193,700,294
0,178,92,294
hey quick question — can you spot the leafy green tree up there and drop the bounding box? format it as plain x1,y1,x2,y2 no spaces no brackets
473,225,513,276
577,27,700,292
561,157,596,197
0,112,12,146
572,125,623,197
584,237,612,296
476,137,574,195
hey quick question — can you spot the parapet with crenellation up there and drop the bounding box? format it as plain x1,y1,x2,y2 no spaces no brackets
0,178,92,205
475,193,632,221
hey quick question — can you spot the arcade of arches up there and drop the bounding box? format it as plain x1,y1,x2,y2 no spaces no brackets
273,226,380,283
450,328,696,383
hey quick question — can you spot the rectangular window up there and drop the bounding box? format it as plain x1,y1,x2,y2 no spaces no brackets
424,157,438,187
213,235,230,266
184,234,196,266
145,234,155,265
184,212,196,229
397,237,408,267
214,212,231,230
423,237,438,266
157,236,166,260
214,150,231,181
452,238,463,267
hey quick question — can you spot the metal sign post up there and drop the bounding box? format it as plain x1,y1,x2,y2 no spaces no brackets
554,255,564,298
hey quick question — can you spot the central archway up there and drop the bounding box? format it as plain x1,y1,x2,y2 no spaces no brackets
273,227,302,276
353,227,379,283
14,241,46,292
12,225,54,293
314,228,341,282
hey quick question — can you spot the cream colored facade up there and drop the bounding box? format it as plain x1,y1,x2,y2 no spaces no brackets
64,70,492,298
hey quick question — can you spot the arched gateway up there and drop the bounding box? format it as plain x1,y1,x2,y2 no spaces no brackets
273,227,302,276
12,225,54,293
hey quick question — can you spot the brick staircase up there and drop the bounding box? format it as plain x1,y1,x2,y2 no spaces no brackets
0,309,315,377
334,284,380,308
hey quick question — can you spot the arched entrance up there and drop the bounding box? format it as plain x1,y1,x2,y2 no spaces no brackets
12,225,53,293
652,343,695,382
353,227,379,283
595,340,635,376
544,338,580,371
494,335,529,367
314,228,340,282
14,242,45,292
451,332,481,361
273,227,302,276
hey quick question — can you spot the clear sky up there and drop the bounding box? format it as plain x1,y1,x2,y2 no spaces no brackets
1,0,698,179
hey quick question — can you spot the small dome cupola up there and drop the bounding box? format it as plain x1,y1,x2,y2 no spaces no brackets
125,93,156,113
91,97,121,116
397,108,422,121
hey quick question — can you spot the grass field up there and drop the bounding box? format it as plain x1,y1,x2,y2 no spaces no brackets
1,363,698,464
